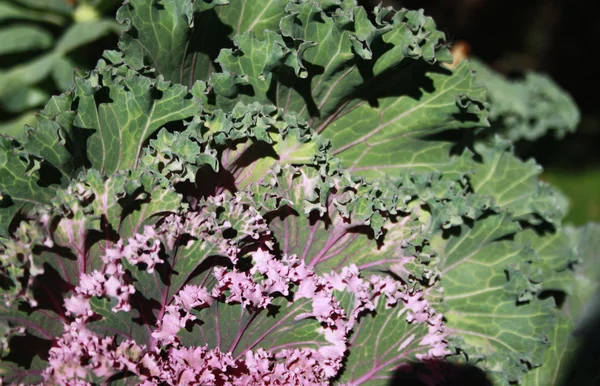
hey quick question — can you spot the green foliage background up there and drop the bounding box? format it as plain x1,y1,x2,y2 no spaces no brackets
0,0,122,136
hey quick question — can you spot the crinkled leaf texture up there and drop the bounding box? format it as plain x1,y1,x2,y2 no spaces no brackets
0,0,587,385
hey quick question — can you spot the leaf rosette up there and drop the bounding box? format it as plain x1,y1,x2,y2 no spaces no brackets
0,0,591,385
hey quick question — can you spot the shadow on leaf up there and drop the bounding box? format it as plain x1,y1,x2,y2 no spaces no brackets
389,360,492,386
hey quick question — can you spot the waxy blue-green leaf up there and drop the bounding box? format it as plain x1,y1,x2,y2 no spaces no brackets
521,314,578,386
566,223,600,322
51,56,77,91
213,1,466,128
0,87,49,115
0,0,590,384
336,294,438,385
0,0,121,134
13,0,73,14
115,0,483,162
515,228,578,294
0,112,37,138
115,0,487,184
260,163,416,272
117,0,229,85
15,92,85,178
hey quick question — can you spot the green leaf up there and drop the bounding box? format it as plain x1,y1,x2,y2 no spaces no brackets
117,169,183,238
343,140,476,181
470,138,568,225
115,0,483,160
114,0,488,191
320,61,486,176
565,223,600,330
212,2,466,128
12,0,72,14
0,2,66,24
262,163,416,272
117,0,285,86
0,87,49,114
54,19,121,53
515,228,578,293
0,111,37,138
432,212,555,384
276,3,453,121
0,137,58,237
0,20,119,103
178,296,329,358
72,63,202,174
521,223,600,386
218,0,290,38
0,25,53,55
16,99,83,177
521,314,578,386
336,294,439,385
51,56,77,91
0,53,60,101
117,0,228,85
0,355,52,384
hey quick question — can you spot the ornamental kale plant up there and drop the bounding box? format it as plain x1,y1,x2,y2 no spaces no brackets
0,1,598,385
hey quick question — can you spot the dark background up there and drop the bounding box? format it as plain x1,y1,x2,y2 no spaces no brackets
360,0,600,225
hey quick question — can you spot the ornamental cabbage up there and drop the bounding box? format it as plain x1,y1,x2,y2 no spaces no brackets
0,1,597,385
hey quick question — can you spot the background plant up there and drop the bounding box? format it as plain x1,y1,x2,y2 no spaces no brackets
0,0,122,136
0,1,597,385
